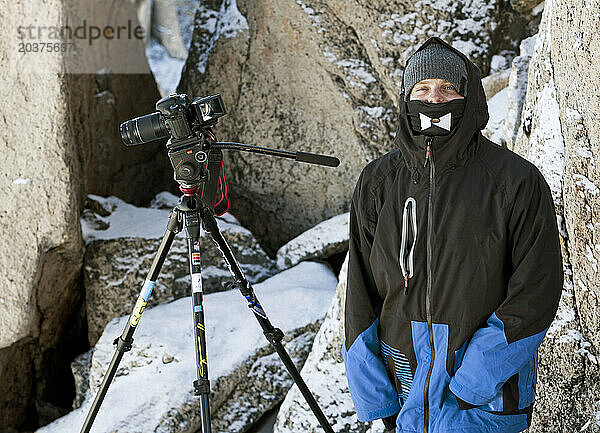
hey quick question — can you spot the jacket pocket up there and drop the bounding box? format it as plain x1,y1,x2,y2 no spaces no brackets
518,352,537,408
399,197,417,294
380,339,414,405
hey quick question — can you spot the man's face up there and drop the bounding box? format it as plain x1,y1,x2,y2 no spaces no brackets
409,78,464,103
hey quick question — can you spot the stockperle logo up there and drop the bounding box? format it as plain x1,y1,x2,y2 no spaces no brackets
17,19,145,46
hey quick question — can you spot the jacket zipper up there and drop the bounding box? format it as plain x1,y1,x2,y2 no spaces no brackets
423,136,435,433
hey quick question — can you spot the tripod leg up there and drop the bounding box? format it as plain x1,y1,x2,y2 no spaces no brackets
199,206,335,433
80,210,182,433
183,209,212,433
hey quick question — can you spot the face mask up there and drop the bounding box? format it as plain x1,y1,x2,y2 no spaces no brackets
406,99,466,136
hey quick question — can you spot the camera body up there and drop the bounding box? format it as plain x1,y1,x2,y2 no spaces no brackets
155,94,226,142
120,93,226,146
120,93,226,187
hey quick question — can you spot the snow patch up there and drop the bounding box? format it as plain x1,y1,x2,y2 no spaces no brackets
38,261,338,433
146,38,186,95
296,0,326,32
490,54,509,73
81,194,248,244
558,329,598,364
149,191,180,209
195,0,249,75
566,108,595,168
357,106,386,119
482,87,508,144
547,275,575,338
573,174,599,196
557,215,568,239
526,77,565,207
503,34,537,148
584,245,599,272
335,58,377,89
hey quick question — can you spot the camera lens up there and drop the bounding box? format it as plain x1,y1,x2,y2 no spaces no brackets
120,112,169,146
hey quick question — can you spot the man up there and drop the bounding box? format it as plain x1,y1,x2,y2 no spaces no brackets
342,37,563,433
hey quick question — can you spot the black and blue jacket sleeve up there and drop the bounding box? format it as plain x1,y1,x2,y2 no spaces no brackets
343,171,400,421
449,167,563,408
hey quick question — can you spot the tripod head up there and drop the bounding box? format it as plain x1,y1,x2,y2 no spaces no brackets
119,92,340,210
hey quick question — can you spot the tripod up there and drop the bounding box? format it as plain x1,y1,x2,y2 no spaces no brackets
80,141,339,433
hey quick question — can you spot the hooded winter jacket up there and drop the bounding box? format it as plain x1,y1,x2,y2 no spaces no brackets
343,37,563,433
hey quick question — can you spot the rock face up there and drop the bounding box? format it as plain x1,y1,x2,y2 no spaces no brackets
179,0,530,254
151,0,190,59
38,261,338,433
512,0,600,430
80,72,173,207
211,328,318,433
0,1,85,428
143,0,202,95
61,0,175,206
481,68,511,101
0,1,175,430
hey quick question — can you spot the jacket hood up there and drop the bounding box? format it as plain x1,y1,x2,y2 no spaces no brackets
394,37,489,172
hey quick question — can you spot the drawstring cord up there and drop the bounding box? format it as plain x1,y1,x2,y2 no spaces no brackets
400,197,417,295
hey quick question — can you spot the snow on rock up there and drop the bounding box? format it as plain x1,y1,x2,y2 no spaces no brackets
180,0,518,254
573,174,600,197
39,261,338,433
81,193,278,345
151,0,198,59
558,329,598,365
276,213,349,270
565,108,595,169
274,254,382,433
143,0,201,95
516,2,600,431
12,178,31,185
524,76,565,207
490,54,510,73
534,258,593,432
579,400,600,431
146,38,187,96
504,34,537,149
376,0,504,75
211,330,319,432
81,192,245,243
193,0,249,75
335,58,377,89
482,86,508,145
512,6,565,210
144,0,248,96
71,349,92,410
